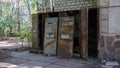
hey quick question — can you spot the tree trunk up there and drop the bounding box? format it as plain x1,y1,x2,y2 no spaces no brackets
17,0,20,32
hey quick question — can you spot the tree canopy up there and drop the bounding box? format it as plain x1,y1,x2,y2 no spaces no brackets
0,0,39,36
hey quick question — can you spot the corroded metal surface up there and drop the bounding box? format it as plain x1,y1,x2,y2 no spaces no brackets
44,18,58,55
57,17,74,58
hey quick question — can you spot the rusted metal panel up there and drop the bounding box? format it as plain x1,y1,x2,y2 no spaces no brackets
32,14,39,49
42,14,49,45
43,18,58,55
57,17,74,58
81,8,88,59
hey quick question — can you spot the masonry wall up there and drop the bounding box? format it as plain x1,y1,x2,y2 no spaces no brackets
54,0,97,12
36,0,120,59
38,0,97,13
99,0,120,59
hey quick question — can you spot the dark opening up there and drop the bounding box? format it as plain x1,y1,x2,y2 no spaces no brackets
38,14,43,50
48,12,58,17
88,8,98,58
73,16,80,57
72,11,81,57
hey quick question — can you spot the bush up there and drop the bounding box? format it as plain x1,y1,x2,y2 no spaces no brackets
15,31,32,42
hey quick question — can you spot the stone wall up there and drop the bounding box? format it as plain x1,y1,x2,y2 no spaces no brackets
99,0,120,59
99,35,120,59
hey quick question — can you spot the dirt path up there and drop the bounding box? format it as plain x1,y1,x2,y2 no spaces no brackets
0,37,32,50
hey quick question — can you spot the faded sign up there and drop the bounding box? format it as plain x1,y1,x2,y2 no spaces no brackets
61,34,70,39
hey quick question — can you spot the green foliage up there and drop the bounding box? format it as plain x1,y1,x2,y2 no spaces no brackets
0,14,18,36
31,0,36,9
15,31,32,42
0,0,34,37
16,31,32,38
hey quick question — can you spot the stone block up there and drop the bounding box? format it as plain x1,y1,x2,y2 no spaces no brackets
106,36,114,47
100,20,108,33
109,7,120,34
99,0,109,7
99,36,105,47
109,0,120,6
100,8,109,20
105,61,119,66
99,8,109,33
54,0,97,12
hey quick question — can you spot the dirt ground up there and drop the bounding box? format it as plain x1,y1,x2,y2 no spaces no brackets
0,37,31,50
0,37,119,68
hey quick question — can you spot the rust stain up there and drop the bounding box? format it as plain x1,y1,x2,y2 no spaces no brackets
57,41,73,58
62,39,73,42
64,27,73,33
44,40,55,48
57,16,74,58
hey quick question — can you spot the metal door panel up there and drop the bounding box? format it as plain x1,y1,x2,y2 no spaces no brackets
57,17,74,58
44,18,58,55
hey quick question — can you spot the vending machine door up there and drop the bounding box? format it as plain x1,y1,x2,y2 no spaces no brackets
57,17,74,58
44,18,58,55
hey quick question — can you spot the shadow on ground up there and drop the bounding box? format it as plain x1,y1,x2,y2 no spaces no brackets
0,37,119,68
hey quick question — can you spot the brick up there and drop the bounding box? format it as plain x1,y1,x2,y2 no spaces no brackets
53,0,97,12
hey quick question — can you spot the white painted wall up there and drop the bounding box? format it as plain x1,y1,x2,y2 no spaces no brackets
99,0,120,34
109,7,120,34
